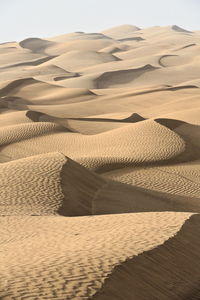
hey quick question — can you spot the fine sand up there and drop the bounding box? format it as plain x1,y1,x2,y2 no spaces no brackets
1,24,200,299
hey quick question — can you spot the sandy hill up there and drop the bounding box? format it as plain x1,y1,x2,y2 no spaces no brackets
1,24,200,299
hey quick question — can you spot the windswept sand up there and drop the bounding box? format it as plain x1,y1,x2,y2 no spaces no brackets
1,24,200,299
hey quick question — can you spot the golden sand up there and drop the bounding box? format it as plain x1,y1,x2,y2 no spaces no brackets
1,25,200,299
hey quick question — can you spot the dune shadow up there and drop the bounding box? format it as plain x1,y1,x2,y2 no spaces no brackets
94,65,158,89
58,158,200,217
155,118,187,130
66,113,146,123
0,56,57,70
91,214,200,300
118,37,145,42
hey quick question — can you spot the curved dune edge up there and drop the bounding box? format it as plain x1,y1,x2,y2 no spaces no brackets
101,24,141,39
26,110,146,124
0,152,107,216
2,152,200,217
92,214,200,300
0,55,56,69
0,119,187,169
0,122,66,146
171,25,193,33
94,65,158,89
0,77,96,104
0,77,37,97
0,212,192,299
59,155,107,216
0,152,67,215
103,158,200,205
0,110,33,127
47,50,120,72
158,55,179,67
19,37,56,54
25,110,146,135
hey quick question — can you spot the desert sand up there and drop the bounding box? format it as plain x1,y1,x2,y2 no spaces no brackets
1,24,200,299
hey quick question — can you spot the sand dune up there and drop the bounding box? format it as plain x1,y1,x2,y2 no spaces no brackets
49,32,112,42
46,50,120,72
19,37,56,54
92,214,200,300
0,212,194,299
0,120,186,169
1,24,200,299
0,152,107,216
94,65,158,88
102,24,141,39
0,77,95,105
171,25,193,33
3,152,200,217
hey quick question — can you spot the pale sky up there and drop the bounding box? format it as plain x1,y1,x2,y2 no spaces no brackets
0,0,199,43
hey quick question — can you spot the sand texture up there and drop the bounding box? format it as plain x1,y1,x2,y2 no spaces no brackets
1,24,200,299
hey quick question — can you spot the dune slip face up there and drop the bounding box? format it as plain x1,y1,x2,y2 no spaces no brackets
1,24,200,299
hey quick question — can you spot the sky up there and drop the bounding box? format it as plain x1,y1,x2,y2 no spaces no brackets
0,0,199,43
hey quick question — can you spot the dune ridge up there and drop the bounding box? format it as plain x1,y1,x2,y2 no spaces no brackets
0,212,193,299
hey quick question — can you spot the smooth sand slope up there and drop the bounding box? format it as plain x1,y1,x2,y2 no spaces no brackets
1,24,200,299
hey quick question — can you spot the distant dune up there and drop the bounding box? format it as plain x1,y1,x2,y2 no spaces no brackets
1,24,200,299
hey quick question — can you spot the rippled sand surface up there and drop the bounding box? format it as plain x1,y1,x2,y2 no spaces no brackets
1,24,200,299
